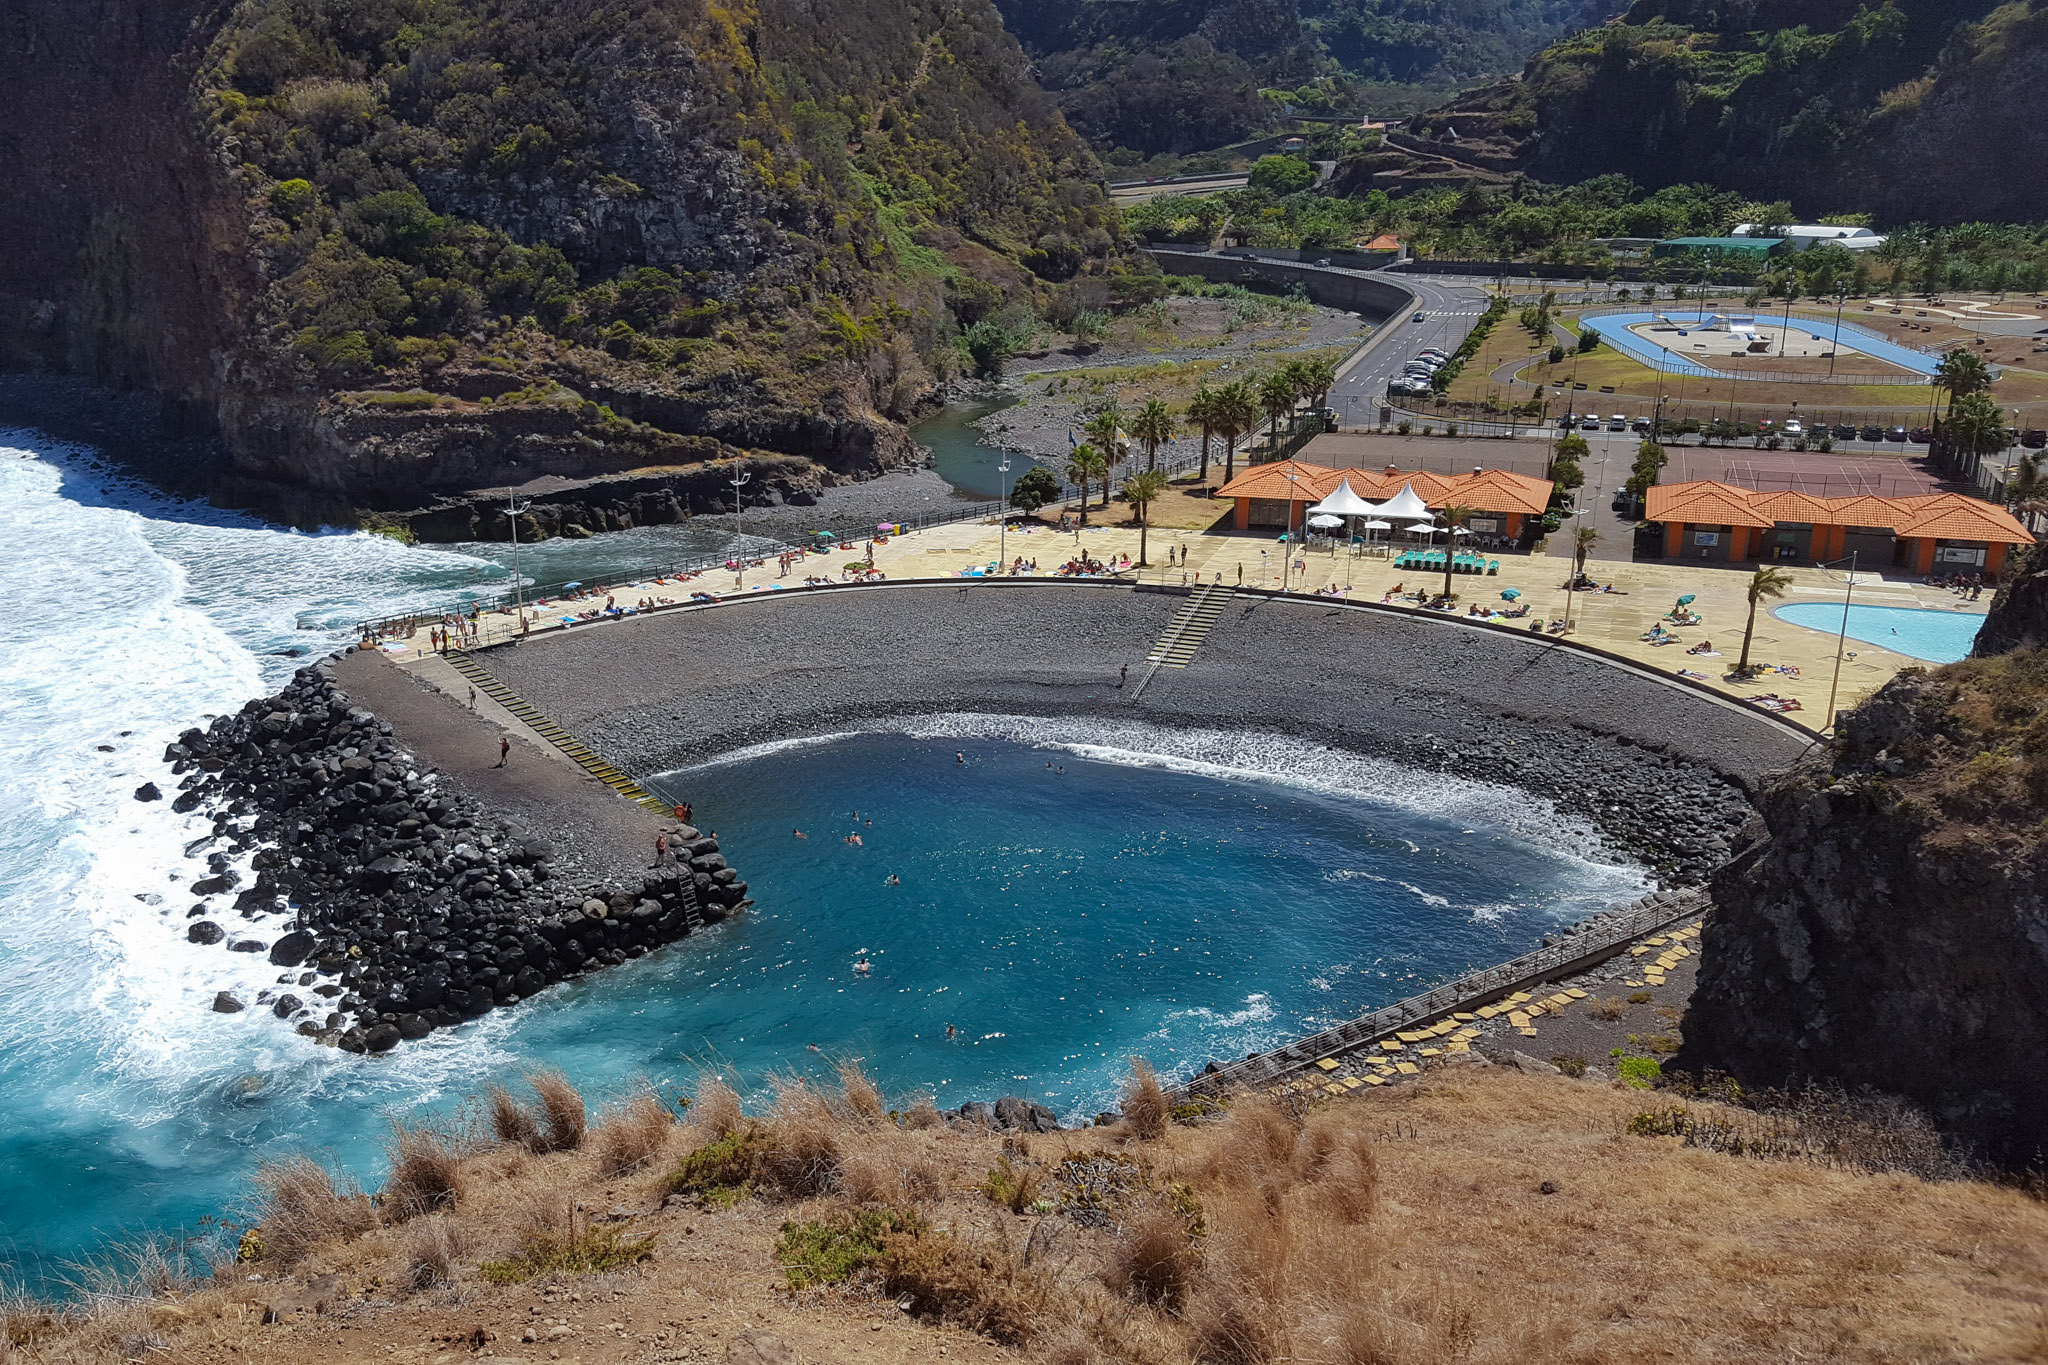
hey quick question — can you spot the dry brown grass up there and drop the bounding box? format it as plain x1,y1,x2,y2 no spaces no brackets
838,1058,886,1125
1589,994,1629,1021
486,1081,545,1151
528,1068,586,1151
689,1070,745,1138
590,1091,674,1176
380,1121,465,1222
1104,1203,1199,1310
755,1077,842,1198
1122,1058,1168,1141
252,1156,377,1261
399,1214,472,1293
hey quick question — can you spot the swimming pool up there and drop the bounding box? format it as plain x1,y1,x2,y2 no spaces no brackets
1772,601,1984,663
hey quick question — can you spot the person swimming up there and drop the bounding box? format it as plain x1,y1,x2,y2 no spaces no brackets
885,873,900,886
853,958,872,975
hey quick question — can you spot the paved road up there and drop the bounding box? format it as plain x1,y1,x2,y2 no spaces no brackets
1328,271,1492,427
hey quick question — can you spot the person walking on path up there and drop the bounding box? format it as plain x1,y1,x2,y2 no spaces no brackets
467,685,477,711
651,833,669,867
496,736,510,768
1119,663,1129,687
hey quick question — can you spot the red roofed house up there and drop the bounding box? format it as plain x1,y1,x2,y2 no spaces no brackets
1213,460,1553,539
1644,481,2035,576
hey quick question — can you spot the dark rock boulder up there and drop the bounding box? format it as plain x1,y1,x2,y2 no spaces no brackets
993,1095,1063,1132
188,920,226,945
1976,541,2048,656
268,931,316,967
212,991,245,1013
134,782,162,802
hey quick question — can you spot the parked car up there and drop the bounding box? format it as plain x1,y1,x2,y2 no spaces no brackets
1832,423,1857,440
1608,414,1627,430
1419,348,1449,360
1910,427,1933,443
2023,429,2047,449
1860,424,1883,441
1558,415,1578,429
1783,419,1804,438
1631,417,1651,433
1757,418,1777,434
1314,257,1332,266
1611,488,1636,514
1885,426,1908,442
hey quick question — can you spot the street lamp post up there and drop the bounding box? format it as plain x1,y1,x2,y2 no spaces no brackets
1827,290,1847,378
505,488,532,644
1822,550,1860,733
997,453,1012,574
1282,469,1303,591
729,466,750,587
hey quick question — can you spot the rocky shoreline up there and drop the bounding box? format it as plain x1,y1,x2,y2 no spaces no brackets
151,656,749,1053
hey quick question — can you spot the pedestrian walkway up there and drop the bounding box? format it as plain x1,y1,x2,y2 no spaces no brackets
444,651,672,814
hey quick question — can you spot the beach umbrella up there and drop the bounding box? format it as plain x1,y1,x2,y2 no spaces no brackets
1405,521,1438,534
1308,514,1342,529
562,581,582,590
1500,588,1522,600
1360,519,1392,530
815,531,837,539
1676,593,1696,607
1451,526,1474,537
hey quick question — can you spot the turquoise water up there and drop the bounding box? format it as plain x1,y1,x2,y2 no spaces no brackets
1773,601,1984,663
910,397,1035,498
0,431,1647,1293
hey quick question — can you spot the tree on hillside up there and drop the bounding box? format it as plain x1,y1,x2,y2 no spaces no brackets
1009,465,1060,516
1736,564,1795,673
1216,381,1257,485
1248,154,1315,195
1121,468,1169,567
1130,399,1175,473
1572,524,1600,585
1257,371,1299,455
1186,385,1220,483
1066,443,1108,523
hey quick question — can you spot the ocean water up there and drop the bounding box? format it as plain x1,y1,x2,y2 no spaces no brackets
0,432,1648,1292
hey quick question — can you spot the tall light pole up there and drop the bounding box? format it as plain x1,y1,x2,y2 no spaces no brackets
997,453,1012,574
1827,289,1848,378
729,466,750,587
1822,550,1860,733
1281,469,1302,591
506,488,532,643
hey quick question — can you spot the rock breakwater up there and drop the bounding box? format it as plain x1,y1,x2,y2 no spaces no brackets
157,658,748,1052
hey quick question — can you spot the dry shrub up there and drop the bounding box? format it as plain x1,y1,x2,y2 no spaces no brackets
1187,1275,1282,1365
878,1223,1046,1345
401,1215,472,1293
1590,996,1629,1022
1309,1128,1380,1224
592,1092,674,1177
253,1157,376,1261
529,1069,587,1151
487,1083,545,1152
838,1059,886,1125
692,1073,745,1139
1123,1058,1168,1141
840,1137,946,1207
983,1154,1044,1214
1034,1326,1108,1365
382,1121,464,1222
1199,1099,1298,1188
1104,1203,1201,1310
2,1296,57,1355
901,1094,944,1130
756,1078,842,1197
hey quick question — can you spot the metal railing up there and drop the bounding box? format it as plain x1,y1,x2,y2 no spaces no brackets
1178,887,1708,1098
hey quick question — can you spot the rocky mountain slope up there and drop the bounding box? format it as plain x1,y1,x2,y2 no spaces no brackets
1398,0,2048,224
1681,542,2048,1165
996,0,1629,158
0,0,1109,521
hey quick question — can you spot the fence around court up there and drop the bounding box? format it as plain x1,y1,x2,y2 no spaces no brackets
1571,305,1937,385
1176,886,1709,1100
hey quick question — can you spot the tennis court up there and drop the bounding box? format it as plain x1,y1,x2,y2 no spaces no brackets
1665,449,1944,498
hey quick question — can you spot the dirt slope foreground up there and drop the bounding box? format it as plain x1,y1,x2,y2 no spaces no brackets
12,1067,2048,1365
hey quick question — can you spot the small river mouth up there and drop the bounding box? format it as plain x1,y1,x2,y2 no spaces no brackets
910,396,1034,498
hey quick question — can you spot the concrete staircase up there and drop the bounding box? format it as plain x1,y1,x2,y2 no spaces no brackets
1144,582,1235,668
445,651,673,814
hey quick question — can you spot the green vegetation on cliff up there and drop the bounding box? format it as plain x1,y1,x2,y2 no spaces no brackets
195,0,1112,497
993,0,1630,161
1412,0,2048,224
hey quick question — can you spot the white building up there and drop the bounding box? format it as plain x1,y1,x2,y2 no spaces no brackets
1730,223,1887,252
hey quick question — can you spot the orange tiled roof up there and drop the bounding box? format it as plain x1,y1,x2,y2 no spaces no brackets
1645,481,2035,545
1216,461,1552,516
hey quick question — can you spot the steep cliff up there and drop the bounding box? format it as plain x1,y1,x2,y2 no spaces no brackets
1682,546,2048,1164
1402,0,2048,225
0,0,1109,513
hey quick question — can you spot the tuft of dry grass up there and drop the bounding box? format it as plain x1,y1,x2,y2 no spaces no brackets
1104,1202,1200,1310
754,1078,842,1198
1590,995,1629,1021
841,1135,947,1208
381,1121,465,1222
691,1072,745,1139
901,1094,944,1130
837,1058,886,1125
529,1069,587,1151
1122,1057,1168,1141
400,1215,471,1293
487,1082,545,1152
877,1221,1047,1345
591,1091,674,1177
253,1157,377,1262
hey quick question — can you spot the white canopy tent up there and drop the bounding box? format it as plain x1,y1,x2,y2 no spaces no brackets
1307,479,1378,519
1375,482,1431,523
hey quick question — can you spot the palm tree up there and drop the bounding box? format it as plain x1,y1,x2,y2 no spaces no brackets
1186,385,1220,483
1084,403,1124,507
1736,564,1795,673
1572,524,1599,585
1257,371,1298,456
1944,390,2011,482
1216,381,1257,485
1130,399,1175,473
1296,357,1338,412
1120,468,1169,566
1435,504,1472,599
1066,442,1108,523
1934,349,1992,410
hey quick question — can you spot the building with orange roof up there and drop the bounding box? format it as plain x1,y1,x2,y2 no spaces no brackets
1644,481,2034,576
1214,460,1554,539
